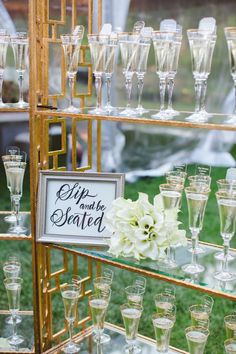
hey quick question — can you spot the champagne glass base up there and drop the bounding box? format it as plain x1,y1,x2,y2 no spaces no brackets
225,115,236,125
214,251,234,261
119,107,136,117
4,214,17,223
8,334,24,346
185,112,209,123
188,245,205,254
135,106,149,115
124,344,142,354
5,315,21,325
62,341,80,353
63,106,81,114
159,258,178,269
164,108,180,117
151,111,172,120
182,263,205,274
0,101,10,108
9,225,27,235
14,101,29,109
93,333,110,344
214,270,236,282
88,107,106,115
104,104,117,114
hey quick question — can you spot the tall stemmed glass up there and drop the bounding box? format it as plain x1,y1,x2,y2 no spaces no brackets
118,33,139,116
2,146,21,223
185,326,209,354
61,27,84,113
11,32,29,108
61,282,81,353
120,302,143,354
0,30,9,107
6,152,27,234
186,29,216,122
166,29,182,116
4,277,24,345
88,34,108,115
152,31,175,119
214,191,236,282
225,27,236,124
182,186,210,274
104,34,118,113
135,33,151,115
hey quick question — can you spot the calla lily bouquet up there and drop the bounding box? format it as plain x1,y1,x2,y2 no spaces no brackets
105,193,187,261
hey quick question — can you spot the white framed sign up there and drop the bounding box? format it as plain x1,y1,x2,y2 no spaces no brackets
36,171,125,245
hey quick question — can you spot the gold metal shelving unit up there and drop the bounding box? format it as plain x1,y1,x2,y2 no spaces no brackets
0,0,234,353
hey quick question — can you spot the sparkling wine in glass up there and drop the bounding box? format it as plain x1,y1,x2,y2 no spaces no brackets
11,32,29,108
61,27,84,113
152,309,176,353
185,326,209,354
182,186,210,275
61,282,81,353
189,305,211,328
0,30,9,107
155,293,175,315
4,277,24,345
89,290,111,344
225,338,236,354
88,34,108,115
225,27,236,124
134,32,151,115
93,276,112,297
104,33,118,113
118,32,139,117
7,152,27,234
186,29,216,122
214,191,236,282
120,303,143,354
125,285,145,305
152,31,175,120
225,315,236,339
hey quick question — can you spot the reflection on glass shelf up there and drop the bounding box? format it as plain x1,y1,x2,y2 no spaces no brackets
0,212,31,237
56,324,186,354
0,311,34,353
70,240,236,298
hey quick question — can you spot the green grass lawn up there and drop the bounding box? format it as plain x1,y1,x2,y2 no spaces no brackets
0,165,234,353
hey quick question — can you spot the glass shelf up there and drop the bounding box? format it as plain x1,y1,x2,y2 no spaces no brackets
46,323,186,354
0,212,31,240
0,311,34,353
51,240,236,300
36,108,236,131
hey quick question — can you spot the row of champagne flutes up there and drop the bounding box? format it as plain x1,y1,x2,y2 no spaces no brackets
2,255,24,347
0,29,28,108
2,146,27,234
159,165,236,284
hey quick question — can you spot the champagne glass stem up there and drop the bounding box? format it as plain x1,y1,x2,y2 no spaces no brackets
200,79,207,112
234,80,236,115
68,75,74,109
95,74,102,111
18,72,24,104
14,199,20,229
191,232,198,266
222,238,230,274
0,72,4,105
194,80,202,113
125,74,133,109
159,77,166,112
137,74,144,110
105,74,112,108
167,77,174,110
68,320,74,344
170,246,176,263
11,195,15,215
12,314,17,338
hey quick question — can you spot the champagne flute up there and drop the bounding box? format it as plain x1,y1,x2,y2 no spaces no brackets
182,186,210,274
225,315,236,339
152,31,175,119
152,305,176,353
93,276,112,296
185,326,209,354
224,27,236,124
61,282,81,353
120,302,143,354
11,32,29,108
89,290,111,344
104,33,118,113
186,29,216,122
88,34,108,115
0,29,9,107
166,28,182,117
4,277,24,345
214,191,236,282
118,32,140,117
125,285,145,305
135,33,151,115
61,27,84,113
225,338,236,354
7,152,27,234
189,304,211,328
